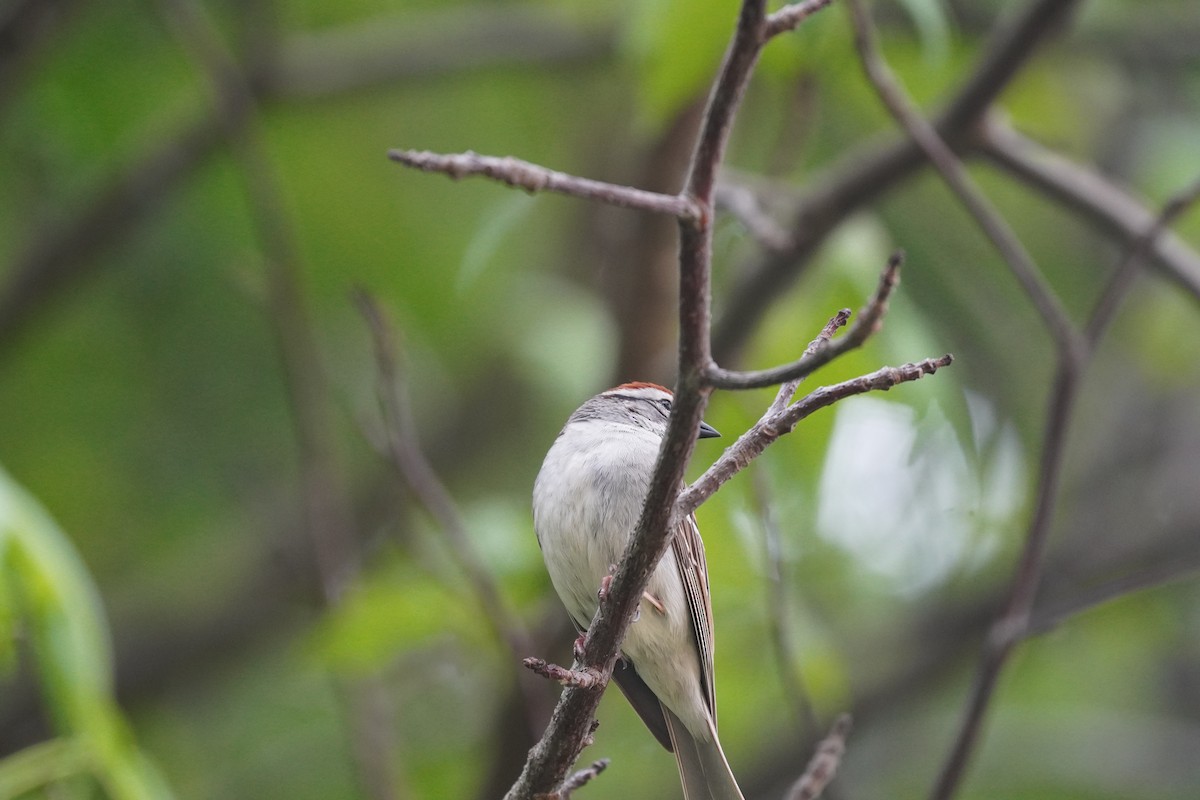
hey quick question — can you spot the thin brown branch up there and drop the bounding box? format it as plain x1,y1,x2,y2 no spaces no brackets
769,308,852,415
683,0,769,205
764,0,837,40
786,714,852,800
680,353,953,518
847,0,1083,361
978,118,1200,302
545,759,610,800
388,149,701,220
707,251,902,390
522,659,604,690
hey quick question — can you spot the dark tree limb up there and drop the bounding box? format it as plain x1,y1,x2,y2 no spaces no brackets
978,117,1200,302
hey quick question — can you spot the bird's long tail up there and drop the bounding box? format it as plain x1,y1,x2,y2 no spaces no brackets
665,708,744,800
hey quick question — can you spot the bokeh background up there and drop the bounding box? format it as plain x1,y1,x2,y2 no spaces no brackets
2,0,1200,798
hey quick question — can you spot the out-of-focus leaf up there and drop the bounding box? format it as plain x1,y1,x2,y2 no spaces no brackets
0,466,175,800
457,193,537,291
0,738,89,799
307,561,483,675
0,466,114,720
894,0,952,65
621,0,736,128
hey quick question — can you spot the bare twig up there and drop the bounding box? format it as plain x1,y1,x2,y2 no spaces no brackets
522,659,604,690
786,714,852,800
769,308,852,415
680,354,953,517
707,251,902,390
388,150,701,220
764,0,837,40
539,759,610,800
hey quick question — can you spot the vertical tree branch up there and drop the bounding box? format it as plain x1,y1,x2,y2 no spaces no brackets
503,2,833,796
160,4,400,799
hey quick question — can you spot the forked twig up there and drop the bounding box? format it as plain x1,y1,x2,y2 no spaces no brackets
707,251,903,390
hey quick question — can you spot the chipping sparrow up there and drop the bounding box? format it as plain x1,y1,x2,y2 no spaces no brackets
533,382,743,800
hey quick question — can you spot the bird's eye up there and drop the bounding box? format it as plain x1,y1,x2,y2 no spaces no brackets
658,398,672,412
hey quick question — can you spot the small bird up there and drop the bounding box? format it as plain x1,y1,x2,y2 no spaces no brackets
533,382,743,800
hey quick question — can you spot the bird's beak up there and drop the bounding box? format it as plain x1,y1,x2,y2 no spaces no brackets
698,420,721,439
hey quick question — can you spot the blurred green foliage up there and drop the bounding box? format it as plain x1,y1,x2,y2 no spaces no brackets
0,468,173,799
1,0,1199,799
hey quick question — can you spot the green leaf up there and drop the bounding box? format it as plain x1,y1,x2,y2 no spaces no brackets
622,0,738,129
0,738,89,799
0,466,175,800
894,0,952,65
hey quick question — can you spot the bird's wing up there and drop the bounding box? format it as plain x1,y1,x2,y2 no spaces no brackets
671,511,716,721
